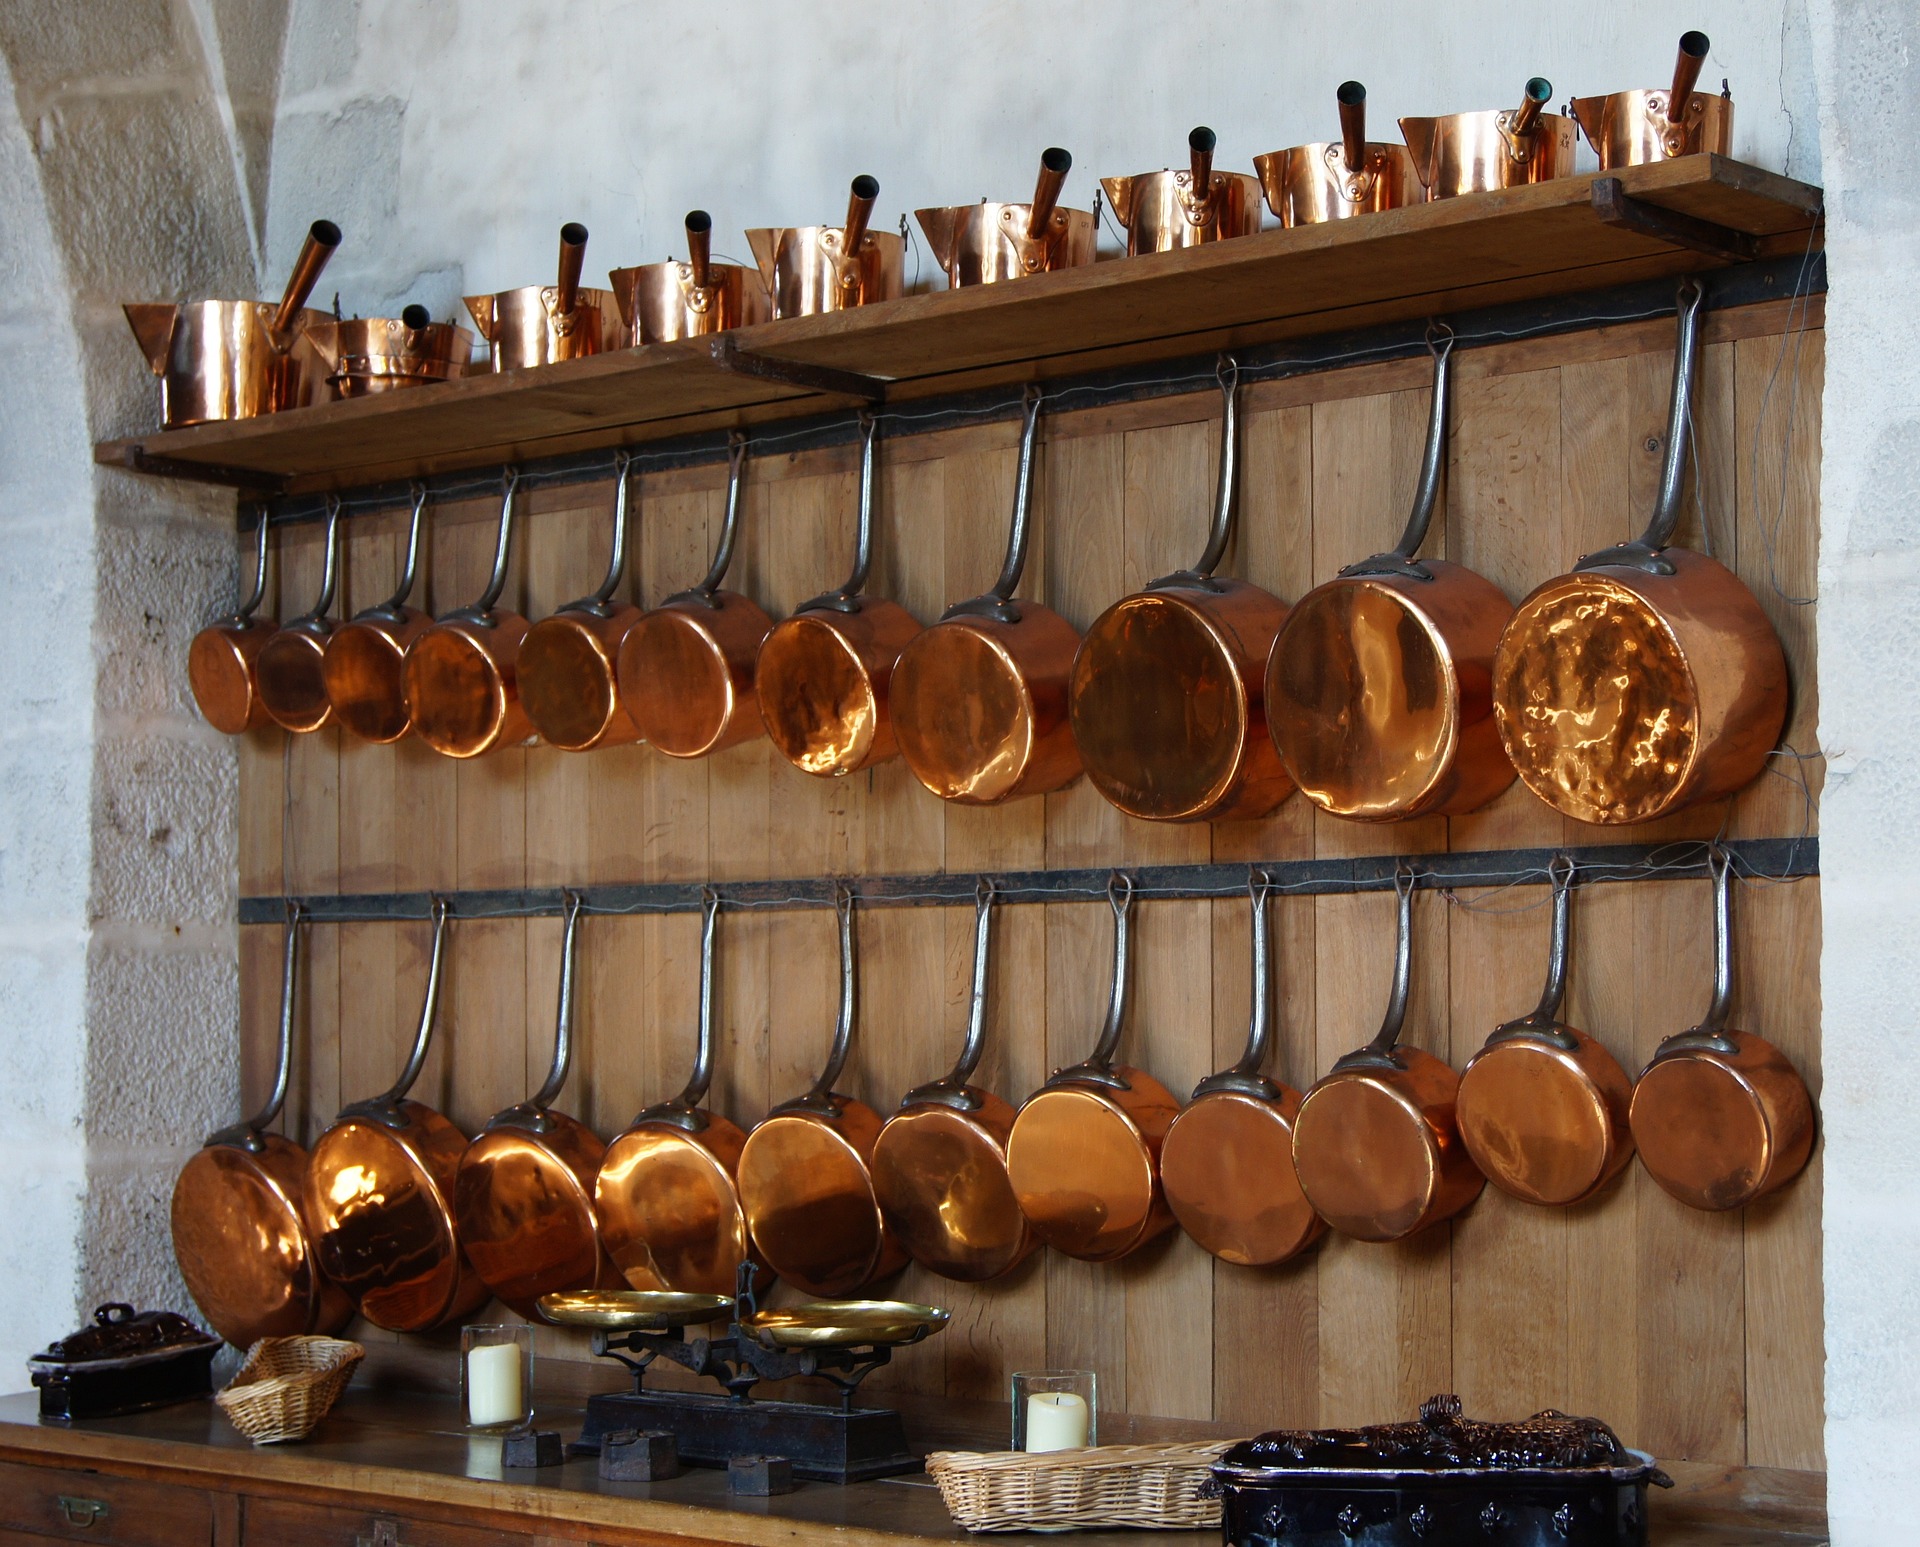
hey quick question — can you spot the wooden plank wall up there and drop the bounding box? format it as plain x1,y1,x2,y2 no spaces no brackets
235,300,1824,1471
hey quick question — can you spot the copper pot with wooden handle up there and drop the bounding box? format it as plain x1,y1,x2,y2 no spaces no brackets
915,148,1095,287
1572,31,1733,169
467,223,622,371
255,497,345,735
1400,78,1577,198
610,211,770,344
1101,128,1262,254
322,484,432,745
1255,82,1423,226
747,176,904,319
188,512,276,735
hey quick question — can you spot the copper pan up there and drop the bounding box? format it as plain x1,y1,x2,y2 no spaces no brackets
1254,82,1423,226
1572,31,1734,169
1069,358,1294,823
170,906,353,1347
1291,866,1484,1241
1492,279,1788,824
322,484,432,745
872,880,1036,1282
1101,127,1262,254
1629,847,1814,1210
1007,875,1181,1262
467,223,622,370
1266,331,1515,820
619,436,772,758
305,305,474,399
747,176,904,319
1456,858,1635,1207
915,148,1095,287
1400,78,1577,198
736,888,907,1297
303,900,491,1332
188,511,276,735
893,388,1081,804
757,416,923,777
518,454,644,751
609,210,769,344
1161,870,1325,1267
256,497,345,735
452,892,620,1316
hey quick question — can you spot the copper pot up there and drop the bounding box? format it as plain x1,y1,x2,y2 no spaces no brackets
188,512,276,735
1629,848,1814,1211
1456,858,1636,1207
1492,280,1788,824
1161,871,1325,1267
893,389,1081,804
1572,31,1734,169
1400,79,1578,198
170,906,353,1348
915,148,1095,287
304,305,474,399
757,416,923,777
1100,128,1262,254
1255,82,1423,226
609,210,770,344
1069,358,1294,823
255,497,345,735
467,224,622,371
1265,332,1515,821
322,484,432,745
1292,867,1484,1241
746,176,904,320
871,880,1036,1282
1006,875,1181,1262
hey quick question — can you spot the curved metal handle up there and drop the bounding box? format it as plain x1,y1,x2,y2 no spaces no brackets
1193,356,1240,579
1655,847,1740,1059
525,890,583,1113
379,896,449,1104
1485,857,1580,1051
213,902,305,1149
942,389,1044,626
1193,869,1281,1100
802,417,879,613
370,484,429,618
1340,326,1453,582
799,885,859,1107
463,467,521,618
1333,865,1415,1072
292,497,343,625
577,451,634,613
235,509,271,622
903,878,997,1110
689,434,747,602
1049,873,1135,1090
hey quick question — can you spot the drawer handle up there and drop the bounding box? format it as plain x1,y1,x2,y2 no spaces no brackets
57,1495,109,1528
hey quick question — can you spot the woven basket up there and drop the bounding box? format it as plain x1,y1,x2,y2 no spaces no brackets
215,1335,364,1444
925,1441,1235,1532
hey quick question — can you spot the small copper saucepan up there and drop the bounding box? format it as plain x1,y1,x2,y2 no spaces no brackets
871,880,1036,1282
1629,847,1814,1211
304,304,474,399
610,211,770,344
1292,866,1484,1242
1255,82,1423,226
757,417,923,778
747,176,905,319
1101,128,1262,254
188,511,276,735
255,497,346,735
1456,858,1635,1207
467,223,622,371
892,388,1081,804
1572,31,1734,169
915,148,1096,287
1400,78,1578,198
736,888,907,1298
1161,871,1325,1267
322,484,432,745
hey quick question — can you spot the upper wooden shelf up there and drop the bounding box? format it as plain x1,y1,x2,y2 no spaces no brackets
97,155,1821,497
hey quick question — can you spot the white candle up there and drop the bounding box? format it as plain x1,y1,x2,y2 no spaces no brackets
467,1340,524,1428
1025,1391,1089,1452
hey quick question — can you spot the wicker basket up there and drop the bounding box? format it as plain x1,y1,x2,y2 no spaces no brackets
925,1441,1236,1532
215,1335,364,1444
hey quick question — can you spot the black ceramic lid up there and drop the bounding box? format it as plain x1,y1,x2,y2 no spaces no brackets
28,1303,220,1370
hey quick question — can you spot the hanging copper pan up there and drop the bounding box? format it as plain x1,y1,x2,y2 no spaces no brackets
1069,358,1294,823
1456,858,1635,1207
1572,31,1734,170
1100,128,1262,254
1292,866,1484,1241
893,389,1081,803
303,899,491,1332
466,223,622,371
871,880,1036,1282
1161,870,1325,1266
1254,82,1423,226
609,210,770,344
1492,280,1788,824
171,906,353,1347
618,435,773,758
1265,331,1516,821
255,497,345,735
735,888,907,1297
189,511,276,735
1399,78,1578,199
757,417,923,777
452,892,620,1316
1629,847,1814,1210
323,484,432,745
914,148,1095,287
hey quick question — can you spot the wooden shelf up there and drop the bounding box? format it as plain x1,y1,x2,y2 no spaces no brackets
97,155,1820,497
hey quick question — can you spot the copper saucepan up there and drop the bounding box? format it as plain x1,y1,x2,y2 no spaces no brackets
322,484,432,745
736,888,908,1297
871,880,1036,1282
1573,31,1734,169
1292,866,1484,1241
1101,127,1262,254
467,223,622,370
1069,358,1294,822
1629,847,1814,1210
610,211,770,344
747,176,904,319
915,148,1095,287
1400,78,1578,198
1492,280,1788,824
1456,858,1635,1207
1161,871,1325,1267
893,389,1081,804
255,497,345,735
171,906,353,1347
1255,82,1423,226
304,304,474,400
188,512,276,735
757,416,923,777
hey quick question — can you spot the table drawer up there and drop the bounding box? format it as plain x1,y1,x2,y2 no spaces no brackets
0,1459,213,1547
243,1497,531,1547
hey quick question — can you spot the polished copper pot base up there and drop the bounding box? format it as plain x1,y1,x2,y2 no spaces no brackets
1162,1087,1323,1266
1629,1034,1814,1211
190,617,277,735
596,1118,755,1297
737,1097,905,1298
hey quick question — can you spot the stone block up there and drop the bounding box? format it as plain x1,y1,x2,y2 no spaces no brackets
84,938,239,1145
90,733,237,927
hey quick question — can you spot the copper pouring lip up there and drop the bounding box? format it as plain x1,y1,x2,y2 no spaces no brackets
1398,77,1578,198
1253,81,1425,226
913,148,1096,287
608,210,772,345
1099,126,1263,254
746,174,906,319
189,511,277,735
323,484,432,745
1571,31,1734,169
256,496,345,734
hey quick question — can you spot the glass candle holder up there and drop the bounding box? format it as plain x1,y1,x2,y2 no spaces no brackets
462,1324,533,1430
1012,1369,1097,1452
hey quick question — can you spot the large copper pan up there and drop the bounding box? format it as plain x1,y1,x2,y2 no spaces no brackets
171,907,353,1348
1255,82,1422,226
322,484,432,745
467,223,621,371
1069,359,1294,823
871,881,1035,1282
1492,280,1788,824
1400,79,1577,198
1161,871,1324,1267
1101,128,1262,254
610,211,769,344
915,149,1095,287
1572,31,1734,170
747,177,904,319
188,512,275,735
305,305,474,400
255,497,345,735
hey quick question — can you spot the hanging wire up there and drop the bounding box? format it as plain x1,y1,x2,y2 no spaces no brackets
1746,218,1823,606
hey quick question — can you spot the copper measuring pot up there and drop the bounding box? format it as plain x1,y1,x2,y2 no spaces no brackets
1265,331,1515,821
1492,280,1787,824
1161,871,1325,1267
1572,31,1734,169
188,512,276,735
452,892,619,1316
871,881,1036,1282
305,304,474,399
1399,78,1578,198
1006,875,1180,1262
466,223,622,371
518,454,644,751
619,436,773,758
170,906,353,1348
609,211,770,344
746,176,905,319
1069,358,1294,823
124,219,339,427
1629,848,1814,1211
757,416,923,777
915,148,1096,287
322,484,432,744
1291,867,1484,1241
1100,128,1262,254
735,888,907,1298
1456,859,1635,1208
255,497,345,735
1255,82,1423,226
892,389,1081,804
302,900,491,1332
